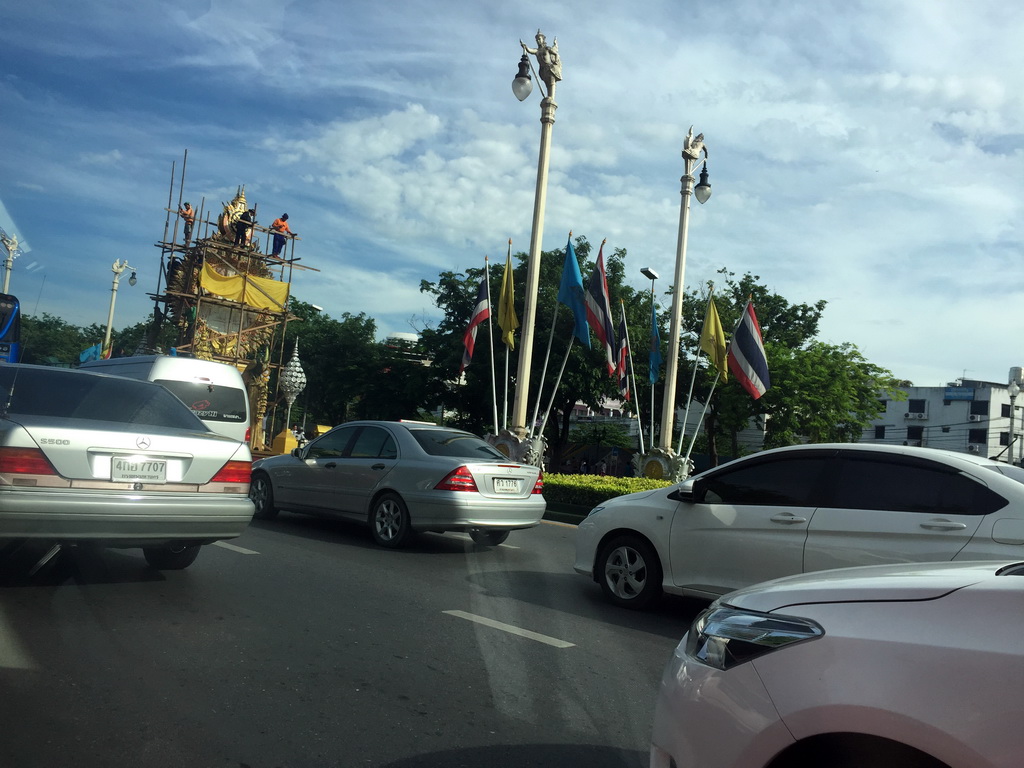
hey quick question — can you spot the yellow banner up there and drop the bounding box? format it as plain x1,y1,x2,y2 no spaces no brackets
200,262,289,311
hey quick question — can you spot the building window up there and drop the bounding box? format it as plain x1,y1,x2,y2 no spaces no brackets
1002,404,1012,418
1001,432,1010,446
969,428,987,443
942,426,951,433
970,400,989,416
874,426,885,439
907,426,923,440
907,399,926,414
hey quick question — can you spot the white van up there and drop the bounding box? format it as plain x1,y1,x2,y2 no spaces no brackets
80,355,250,443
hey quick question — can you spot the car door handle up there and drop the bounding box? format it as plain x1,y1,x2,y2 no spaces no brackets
323,462,337,469
770,514,807,524
920,520,968,531
371,463,386,470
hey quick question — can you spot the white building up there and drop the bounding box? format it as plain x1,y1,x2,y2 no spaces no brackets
863,378,1021,462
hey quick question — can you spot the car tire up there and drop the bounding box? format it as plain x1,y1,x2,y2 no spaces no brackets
249,472,279,520
469,529,510,547
370,492,414,548
596,535,663,609
143,543,201,570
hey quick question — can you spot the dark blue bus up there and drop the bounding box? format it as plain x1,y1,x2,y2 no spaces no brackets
0,293,21,363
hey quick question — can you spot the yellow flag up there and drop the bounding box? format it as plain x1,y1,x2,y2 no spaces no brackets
699,296,728,381
498,247,519,349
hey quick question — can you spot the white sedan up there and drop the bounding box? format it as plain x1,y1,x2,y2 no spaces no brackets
651,560,1024,768
574,442,1024,608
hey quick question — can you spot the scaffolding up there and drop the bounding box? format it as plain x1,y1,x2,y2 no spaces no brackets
147,151,319,453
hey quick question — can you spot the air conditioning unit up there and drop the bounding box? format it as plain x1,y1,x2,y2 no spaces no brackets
904,412,914,419
969,414,982,422
917,413,928,420
902,440,922,447
968,444,981,453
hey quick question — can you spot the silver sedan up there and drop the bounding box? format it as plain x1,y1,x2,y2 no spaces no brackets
250,420,546,547
0,363,254,570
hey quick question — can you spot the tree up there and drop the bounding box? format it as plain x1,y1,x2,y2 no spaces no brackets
279,301,382,429
20,313,91,366
675,269,903,461
418,235,645,465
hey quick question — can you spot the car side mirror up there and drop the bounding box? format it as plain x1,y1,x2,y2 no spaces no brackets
668,478,704,503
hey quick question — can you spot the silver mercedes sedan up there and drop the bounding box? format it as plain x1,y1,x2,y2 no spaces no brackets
0,364,254,569
250,420,546,547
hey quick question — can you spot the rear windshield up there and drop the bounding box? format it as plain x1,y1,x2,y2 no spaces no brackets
409,429,506,460
0,367,206,430
155,379,247,423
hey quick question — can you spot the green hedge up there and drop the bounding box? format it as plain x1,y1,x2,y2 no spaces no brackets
541,472,672,508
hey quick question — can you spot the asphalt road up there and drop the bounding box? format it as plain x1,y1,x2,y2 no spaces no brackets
0,516,707,768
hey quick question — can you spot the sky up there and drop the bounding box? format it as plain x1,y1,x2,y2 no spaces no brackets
1,0,1022,387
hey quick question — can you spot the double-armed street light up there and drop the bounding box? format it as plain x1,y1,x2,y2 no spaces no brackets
509,30,562,443
103,259,138,356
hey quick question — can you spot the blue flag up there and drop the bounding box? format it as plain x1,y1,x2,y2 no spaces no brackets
648,302,662,384
79,342,103,364
556,236,590,348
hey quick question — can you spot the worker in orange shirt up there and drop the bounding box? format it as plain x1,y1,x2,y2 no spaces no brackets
270,213,295,258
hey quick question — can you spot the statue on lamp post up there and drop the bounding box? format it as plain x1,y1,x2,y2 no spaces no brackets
521,31,562,93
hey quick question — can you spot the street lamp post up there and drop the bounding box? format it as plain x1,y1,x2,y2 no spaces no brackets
509,31,561,445
0,231,18,294
1010,380,1020,465
641,267,659,447
659,128,711,458
103,259,137,355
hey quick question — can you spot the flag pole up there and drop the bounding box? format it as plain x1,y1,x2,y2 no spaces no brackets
503,346,510,431
484,256,499,436
677,288,715,454
684,371,721,464
621,300,645,455
528,230,572,438
537,334,575,439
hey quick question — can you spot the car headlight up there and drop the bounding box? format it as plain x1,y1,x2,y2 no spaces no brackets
684,605,824,670
587,505,606,516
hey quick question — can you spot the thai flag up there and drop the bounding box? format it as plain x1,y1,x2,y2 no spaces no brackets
616,305,630,400
459,276,490,373
584,244,616,376
727,300,770,399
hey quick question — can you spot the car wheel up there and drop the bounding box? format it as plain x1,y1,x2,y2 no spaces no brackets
469,529,510,547
143,543,201,570
597,535,663,609
249,472,279,520
370,493,413,548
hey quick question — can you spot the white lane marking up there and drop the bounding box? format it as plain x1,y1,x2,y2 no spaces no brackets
0,610,35,670
444,610,575,648
212,541,260,555
451,533,520,549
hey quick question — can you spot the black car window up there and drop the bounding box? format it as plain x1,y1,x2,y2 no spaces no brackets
350,427,397,459
409,429,505,460
830,455,1008,515
0,367,204,430
306,427,356,459
154,379,248,424
700,456,828,506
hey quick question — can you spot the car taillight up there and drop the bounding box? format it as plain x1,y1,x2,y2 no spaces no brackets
435,466,478,492
532,471,544,494
209,460,252,484
0,447,59,475
245,426,251,442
